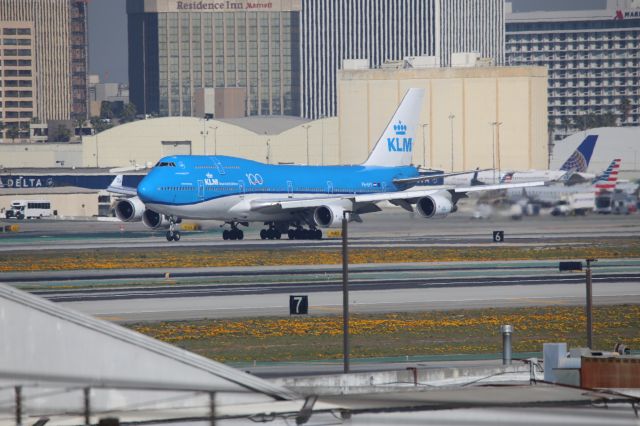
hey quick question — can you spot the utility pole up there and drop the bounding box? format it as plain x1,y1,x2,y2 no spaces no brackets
342,210,351,374
448,114,455,172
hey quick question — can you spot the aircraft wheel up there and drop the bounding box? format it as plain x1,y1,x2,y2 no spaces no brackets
238,230,244,240
288,230,295,240
275,231,281,240
173,231,181,242
166,231,174,241
315,229,322,240
260,229,267,240
222,230,230,240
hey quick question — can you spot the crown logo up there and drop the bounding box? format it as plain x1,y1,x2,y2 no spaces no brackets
393,121,407,136
206,172,214,179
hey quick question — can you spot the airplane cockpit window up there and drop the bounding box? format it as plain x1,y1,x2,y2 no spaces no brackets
155,162,176,167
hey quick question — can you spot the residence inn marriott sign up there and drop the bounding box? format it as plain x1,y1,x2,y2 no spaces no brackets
138,0,301,12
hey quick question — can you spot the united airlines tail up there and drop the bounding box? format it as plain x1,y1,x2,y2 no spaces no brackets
559,135,598,172
362,88,425,167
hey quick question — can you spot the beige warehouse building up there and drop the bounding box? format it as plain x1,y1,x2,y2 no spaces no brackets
338,66,549,171
1,66,548,172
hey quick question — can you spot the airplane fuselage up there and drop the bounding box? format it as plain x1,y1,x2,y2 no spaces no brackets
138,155,419,222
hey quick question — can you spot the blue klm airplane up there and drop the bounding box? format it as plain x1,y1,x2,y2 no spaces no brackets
109,88,542,241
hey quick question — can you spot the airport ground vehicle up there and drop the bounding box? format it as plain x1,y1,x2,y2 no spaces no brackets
4,200,52,219
551,193,595,216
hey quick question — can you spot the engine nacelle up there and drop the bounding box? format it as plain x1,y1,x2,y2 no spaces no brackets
313,203,352,228
114,197,145,222
142,209,170,229
416,194,454,218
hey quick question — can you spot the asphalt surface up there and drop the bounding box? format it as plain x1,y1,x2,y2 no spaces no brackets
2,211,639,322
1,210,639,250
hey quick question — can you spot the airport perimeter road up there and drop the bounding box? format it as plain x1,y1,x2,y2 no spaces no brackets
1,212,639,251
42,260,640,322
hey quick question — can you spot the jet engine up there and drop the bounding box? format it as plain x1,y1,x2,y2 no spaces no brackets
313,203,352,228
114,196,145,222
142,209,170,229
416,193,454,218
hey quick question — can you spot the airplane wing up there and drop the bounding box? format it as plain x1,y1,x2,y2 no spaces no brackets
393,169,491,186
250,181,545,211
106,175,138,197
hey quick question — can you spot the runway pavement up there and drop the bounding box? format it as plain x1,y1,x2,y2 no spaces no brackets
1,210,639,251
25,259,636,322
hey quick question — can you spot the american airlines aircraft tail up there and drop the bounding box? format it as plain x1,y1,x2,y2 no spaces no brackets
362,88,425,167
594,158,621,191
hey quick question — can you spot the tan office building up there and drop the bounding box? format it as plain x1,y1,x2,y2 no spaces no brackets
337,66,549,171
0,0,88,132
0,21,35,141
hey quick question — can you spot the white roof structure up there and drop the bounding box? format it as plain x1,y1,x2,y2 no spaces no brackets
550,127,640,176
0,283,299,424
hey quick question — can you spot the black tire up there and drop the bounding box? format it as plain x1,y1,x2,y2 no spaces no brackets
288,230,295,240
315,229,322,240
222,230,230,240
166,231,174,241
230,229,238,240
275,231,281,240
260,229,267,240
173,231,181,241
238,230,244,240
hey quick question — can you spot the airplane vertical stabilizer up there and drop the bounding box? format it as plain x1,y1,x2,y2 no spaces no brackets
594,158,621,191
362,88,425,167
560,135,598,172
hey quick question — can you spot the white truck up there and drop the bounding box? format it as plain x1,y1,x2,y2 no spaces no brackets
551,193,595,216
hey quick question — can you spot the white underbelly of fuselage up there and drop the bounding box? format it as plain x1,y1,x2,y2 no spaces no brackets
146,193,322,222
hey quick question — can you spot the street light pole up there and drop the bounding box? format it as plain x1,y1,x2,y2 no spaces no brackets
585,258,597,349
201,119,209,156
421,123,429,168
490,121,503,184
342,210,351,374
212,126,219,156
266,139,271,164
448,114,455,172
302,124,311,165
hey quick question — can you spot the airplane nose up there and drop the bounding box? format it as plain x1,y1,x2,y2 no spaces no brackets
137,183,153,202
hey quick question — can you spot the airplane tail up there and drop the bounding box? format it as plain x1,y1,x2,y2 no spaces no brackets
594,159,621,192
362,88,425,167
559,135,598,173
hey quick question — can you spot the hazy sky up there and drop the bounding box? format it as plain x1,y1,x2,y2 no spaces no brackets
87,0,609,84
88,0,128,83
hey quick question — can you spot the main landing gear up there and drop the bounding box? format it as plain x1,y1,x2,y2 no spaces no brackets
260,224,282,240
222,222,244,240
287,227,322,240
166,216,181,242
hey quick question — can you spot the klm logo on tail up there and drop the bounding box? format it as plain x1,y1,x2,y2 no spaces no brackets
387,121,413,152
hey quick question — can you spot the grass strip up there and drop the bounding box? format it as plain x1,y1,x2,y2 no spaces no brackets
2,240,640,272
127,304,640,363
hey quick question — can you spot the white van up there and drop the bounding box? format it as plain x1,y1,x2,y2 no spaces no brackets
5,200,53,219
